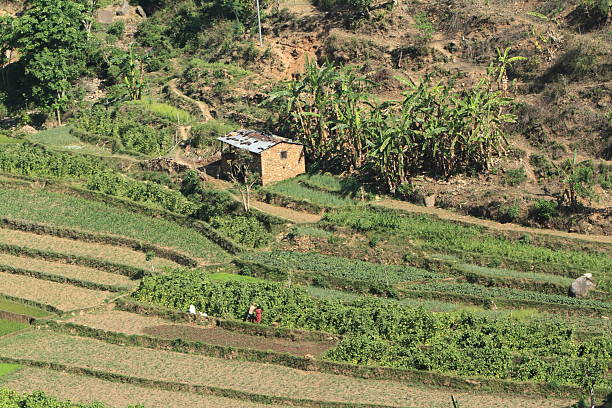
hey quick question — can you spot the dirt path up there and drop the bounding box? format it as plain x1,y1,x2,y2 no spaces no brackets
374,199,612,244
167,78,214,121
247,197,322,223
66,310,332,357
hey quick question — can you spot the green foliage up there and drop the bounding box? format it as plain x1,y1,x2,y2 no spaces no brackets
239,251,443,284
134,271,611,385
264,178,357,207
499,201,521,222
107,21,125,38
86,172,197,215
179,59,250,101
74,104,174,156
0,364,20,379
559,155,598,207
0,143,106,179
12,0,90,121
270,61,516,191
0,319,28,337
405,282,611,311
530,199,558,222
323,207,612,274
530,154,559,180
0,297,49,318
0,187,229,261
0,389,118,407
190,120,236,148
210,215,272,248
414,12,435,42
504,167,527,186
130,99,193,124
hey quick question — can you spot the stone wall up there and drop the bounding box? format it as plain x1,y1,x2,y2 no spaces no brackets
260,143,305,185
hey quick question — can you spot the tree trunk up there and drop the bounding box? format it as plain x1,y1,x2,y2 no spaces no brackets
56,108,62,126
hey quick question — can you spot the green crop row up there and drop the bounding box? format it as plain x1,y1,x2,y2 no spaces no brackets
323,207,612,276
0,187,230,261
239,251,444,285
133,270,610,387
403,282,611,312
262,178,357,208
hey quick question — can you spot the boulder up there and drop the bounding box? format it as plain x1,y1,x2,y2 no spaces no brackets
568,273,596,298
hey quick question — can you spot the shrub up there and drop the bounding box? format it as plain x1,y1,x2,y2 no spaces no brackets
530,154,559,180
504,167,527,186
107,21,125,37
530,199,558,222
210,215,271,248
414,12,435,42
499,201,521,222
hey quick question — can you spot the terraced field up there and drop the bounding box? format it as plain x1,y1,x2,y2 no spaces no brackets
0,273,112,312
0,331,576,408
1,368,272,408
0,253,137,288
0,228,180,270
0,188,230,262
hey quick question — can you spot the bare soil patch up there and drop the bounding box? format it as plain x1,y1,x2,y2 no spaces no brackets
0,331,576,408
0,253,136,288
0,228,179,270
66,310,332,357
0,273,112,312
1,367,271,408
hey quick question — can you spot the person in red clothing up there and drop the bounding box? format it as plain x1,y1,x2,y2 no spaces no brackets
254,306,263,323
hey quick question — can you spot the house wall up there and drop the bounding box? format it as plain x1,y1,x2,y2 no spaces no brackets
259,143,305,185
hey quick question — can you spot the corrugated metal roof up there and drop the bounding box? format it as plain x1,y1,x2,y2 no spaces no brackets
217,129,301,154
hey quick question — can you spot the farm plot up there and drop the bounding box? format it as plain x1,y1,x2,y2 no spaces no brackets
240,251,443,284
1,368,272,408
0,331,576,408
0,273,112,312
66,310,333,357
0,228,179,270
0,319,28,337
0,297,49,317
0,188,230,262
0,253,137,288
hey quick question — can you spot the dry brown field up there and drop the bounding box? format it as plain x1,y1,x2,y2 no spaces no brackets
0,253,136,288
0,228,180,270
0,330,576,408
0,273,112,312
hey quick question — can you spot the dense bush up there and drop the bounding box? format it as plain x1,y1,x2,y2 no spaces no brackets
133,271,611,386
0,143,106,179
73,104,174,156
210,215,271,248
530,199,558,222
86,172,197,215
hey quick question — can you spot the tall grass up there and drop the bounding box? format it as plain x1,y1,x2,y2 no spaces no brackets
130,99,193,124
265,179,356,207
0,188,230,262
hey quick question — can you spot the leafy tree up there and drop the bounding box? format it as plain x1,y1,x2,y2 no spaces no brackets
13,0,89,123
0,16,16,87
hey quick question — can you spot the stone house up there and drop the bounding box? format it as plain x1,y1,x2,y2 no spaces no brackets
217,129,305,186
